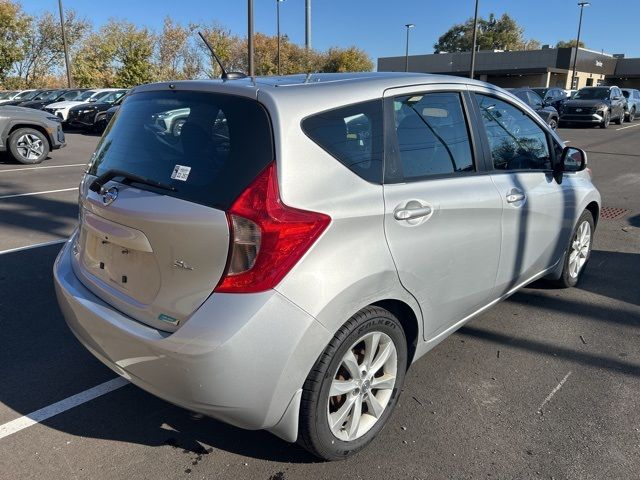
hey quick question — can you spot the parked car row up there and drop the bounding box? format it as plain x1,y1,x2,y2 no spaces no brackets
0,88,129,131
506,85,640,129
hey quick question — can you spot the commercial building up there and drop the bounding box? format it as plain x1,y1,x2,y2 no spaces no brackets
378,47,640,90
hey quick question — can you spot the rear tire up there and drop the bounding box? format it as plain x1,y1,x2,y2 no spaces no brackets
615,109,624,125
548,118,558,130
8,128,49,164
297,306,407,461
552,210,594,288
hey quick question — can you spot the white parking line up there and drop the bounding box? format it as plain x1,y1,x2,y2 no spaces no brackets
0,377,128,441
537,371,572,413
615,123,640,131
0,187,78,200
0,239,67,256
0,163,85,173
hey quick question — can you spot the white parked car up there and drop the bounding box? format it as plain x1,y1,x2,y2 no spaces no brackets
44,89,120,122
0,89,36,105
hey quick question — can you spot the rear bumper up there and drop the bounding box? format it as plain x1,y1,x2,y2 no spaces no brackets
54,237,330,440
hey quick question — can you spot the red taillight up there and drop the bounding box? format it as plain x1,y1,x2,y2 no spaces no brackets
214,162,331,293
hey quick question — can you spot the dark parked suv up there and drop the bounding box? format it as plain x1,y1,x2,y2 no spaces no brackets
559,86,626,128
531,87,568,111
507,88,559,129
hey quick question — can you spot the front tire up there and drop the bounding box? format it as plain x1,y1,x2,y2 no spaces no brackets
548,117,558,130
553,210,594,288
628,108,636,122
298,306,407,461
8,128,49,164
600,112,610,128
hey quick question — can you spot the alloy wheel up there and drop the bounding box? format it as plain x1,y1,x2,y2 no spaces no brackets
568,220,591,278
16,133,44,161
327,331,398,441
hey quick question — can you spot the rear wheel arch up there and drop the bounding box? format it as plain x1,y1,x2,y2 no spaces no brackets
371,299,419,368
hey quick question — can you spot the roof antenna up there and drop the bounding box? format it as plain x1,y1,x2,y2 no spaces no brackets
198,31,246,80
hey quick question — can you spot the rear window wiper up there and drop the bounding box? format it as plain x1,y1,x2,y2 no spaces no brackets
89,169,177,194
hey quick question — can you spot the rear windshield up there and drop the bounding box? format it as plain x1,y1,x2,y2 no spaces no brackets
87,90,273,210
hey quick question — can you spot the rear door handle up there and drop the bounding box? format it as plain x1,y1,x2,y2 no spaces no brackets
394,205,432,220
506,189,526,203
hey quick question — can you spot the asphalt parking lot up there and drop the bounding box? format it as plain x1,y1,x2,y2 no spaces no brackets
0,125,638,480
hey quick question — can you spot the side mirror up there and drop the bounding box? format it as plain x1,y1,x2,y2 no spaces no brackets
555,146,587,182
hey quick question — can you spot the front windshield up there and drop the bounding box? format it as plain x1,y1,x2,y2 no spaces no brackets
79,90,97,101
15,90,39,100
532,88,548,97
0,92,12,99
33,90,55,100
41,90,64,101
100,91,127,103
622,91,630,98
574,88,609,100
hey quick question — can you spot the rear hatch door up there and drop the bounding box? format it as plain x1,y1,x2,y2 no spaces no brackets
72,87,274,332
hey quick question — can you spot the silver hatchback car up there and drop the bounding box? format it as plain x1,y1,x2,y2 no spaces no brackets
54,73,600,460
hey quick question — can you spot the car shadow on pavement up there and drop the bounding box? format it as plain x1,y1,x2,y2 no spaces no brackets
0,190,78,238
527,249,640,307
628,214,640,228
0,151,53,165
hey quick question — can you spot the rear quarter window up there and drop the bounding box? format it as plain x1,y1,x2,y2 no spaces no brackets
88,90,274,210
301,99,383,183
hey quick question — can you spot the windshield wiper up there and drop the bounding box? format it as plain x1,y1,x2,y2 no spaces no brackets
89,169,177,194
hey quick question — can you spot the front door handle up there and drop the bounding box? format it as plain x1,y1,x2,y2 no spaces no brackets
394,205,432,220
506,189,526,203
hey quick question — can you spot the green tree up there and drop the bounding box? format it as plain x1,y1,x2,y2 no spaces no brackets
15,10,90,87
72,30,116,87
434,13,540,53
556,39,586,48
73,20,155,87
110,21,156,87
156,17,203,80
319,46,373,73
0,0,30,84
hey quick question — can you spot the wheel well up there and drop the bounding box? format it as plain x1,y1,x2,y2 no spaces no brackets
586,201,600,228
372,299,419,368
8,124,53,150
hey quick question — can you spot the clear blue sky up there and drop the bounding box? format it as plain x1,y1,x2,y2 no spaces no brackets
19,0,640,62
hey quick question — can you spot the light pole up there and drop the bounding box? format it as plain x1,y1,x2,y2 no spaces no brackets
277,0,285,75
469,0,479,79
571,2,590,90
404,24,415,72
248,0,255,77
58,0,72,87
305,0,311,50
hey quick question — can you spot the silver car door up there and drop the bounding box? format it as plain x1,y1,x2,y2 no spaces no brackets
471,90,566,295
382,85,502,340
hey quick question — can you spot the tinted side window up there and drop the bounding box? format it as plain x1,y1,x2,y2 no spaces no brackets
393,92,474,180
302,100,383,183
475,94,551,171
